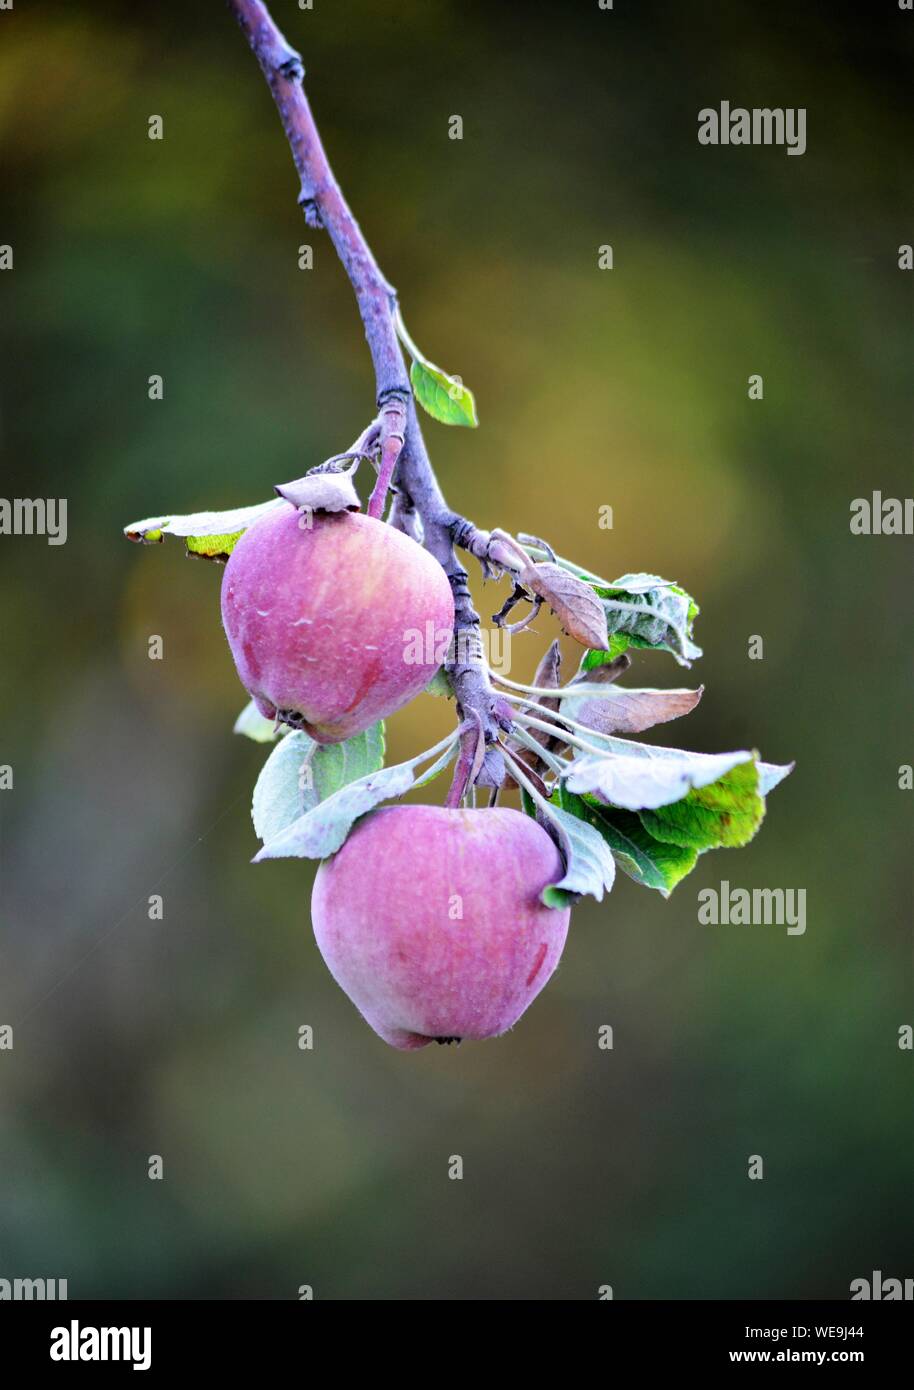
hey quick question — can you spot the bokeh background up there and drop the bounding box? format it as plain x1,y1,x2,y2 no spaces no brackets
1,0,911,1300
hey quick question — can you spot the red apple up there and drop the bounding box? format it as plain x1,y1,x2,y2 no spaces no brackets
311,805,571,1049
221,504,454,743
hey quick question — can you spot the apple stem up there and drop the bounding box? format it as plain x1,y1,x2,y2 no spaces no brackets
366,401,408,519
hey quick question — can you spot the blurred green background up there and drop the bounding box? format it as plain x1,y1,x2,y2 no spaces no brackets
1,0,911,1300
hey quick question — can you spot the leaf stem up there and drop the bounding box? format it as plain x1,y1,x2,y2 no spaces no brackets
513,709,614,762
500,745,556,818
492,671,623,700
519,546,607,585
503,691,617,748
392,305,423,365
507,722,566,778
600,598,689,657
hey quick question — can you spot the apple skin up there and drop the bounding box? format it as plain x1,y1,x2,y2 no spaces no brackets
221,504,455,744
311,805,571,1049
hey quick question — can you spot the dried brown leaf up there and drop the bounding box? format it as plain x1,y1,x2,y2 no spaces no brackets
564,685,704,736
522,562,609,650
506,640,564,786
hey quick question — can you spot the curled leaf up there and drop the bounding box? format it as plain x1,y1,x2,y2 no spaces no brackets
511,753,616,905
553,786,698,897
508,640,564,781
252,724,385,845
475,745,507,788
234,700,283,744
565,748,754,812
253,734,457,862
582,573,702,669
535,796,617,904
533,742,792,893
424,668,453,698
568,729,793,797
124,498,284,550
274,467,361,513
523,563,609,650
529,638,563,704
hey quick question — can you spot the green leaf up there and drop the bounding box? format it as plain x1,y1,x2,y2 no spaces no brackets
542,885,579,909
572,731,772,775
124,465,364,564
253,733,457,862
582,574,702,669
567,733,792,859
543,800,617,903
639,757,764,851
234,700,284,744
186,530,246,561
395,306,478,427
425,668,453,698
513,769,616,904
410,359,478,428
548,743,792,894
559,786,698,896
252,724,386,845
582,634,639,668
563,736,794,877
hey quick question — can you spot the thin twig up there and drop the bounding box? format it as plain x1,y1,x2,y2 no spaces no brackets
227,0,504,743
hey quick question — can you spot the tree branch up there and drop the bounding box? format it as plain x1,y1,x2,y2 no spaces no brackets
228,0,509,746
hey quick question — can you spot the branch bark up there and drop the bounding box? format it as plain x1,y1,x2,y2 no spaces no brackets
228,0,509,746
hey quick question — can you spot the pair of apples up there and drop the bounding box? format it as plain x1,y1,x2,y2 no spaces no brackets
221,503,570,1049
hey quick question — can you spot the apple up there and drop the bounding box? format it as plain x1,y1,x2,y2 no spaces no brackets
221,504,454,743
311,805,571,1049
